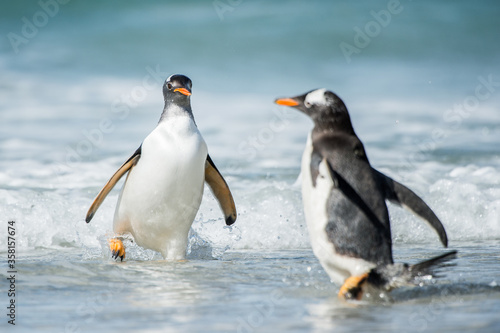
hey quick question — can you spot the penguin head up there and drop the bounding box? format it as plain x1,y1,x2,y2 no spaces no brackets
163,74,192,106
275,88,355,134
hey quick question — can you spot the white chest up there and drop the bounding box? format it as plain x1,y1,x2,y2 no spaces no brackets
113,116,208,258
301,134,335,264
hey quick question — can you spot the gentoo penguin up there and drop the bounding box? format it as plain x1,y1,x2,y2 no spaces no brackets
275,89,456,300
86,74,236,261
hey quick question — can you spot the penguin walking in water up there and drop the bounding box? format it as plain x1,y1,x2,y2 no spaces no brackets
275,89,456,300
86,74,236,261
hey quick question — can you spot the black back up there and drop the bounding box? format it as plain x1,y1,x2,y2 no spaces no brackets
280,89,394,265
275,88,449,268
312,131,393,265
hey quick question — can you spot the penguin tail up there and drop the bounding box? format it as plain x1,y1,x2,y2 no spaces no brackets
408,250,458,280
365,250,458,291
338,251,457,300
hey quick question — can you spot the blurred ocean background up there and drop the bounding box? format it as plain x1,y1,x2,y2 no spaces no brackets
1,0,500,332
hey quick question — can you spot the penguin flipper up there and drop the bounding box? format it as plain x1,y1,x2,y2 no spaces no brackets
85,146,142,223
310,147,326,187
375,169,448,247
205,154,237,225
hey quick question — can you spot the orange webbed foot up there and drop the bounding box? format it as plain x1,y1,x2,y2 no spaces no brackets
338,273,369,300
108,238,125,261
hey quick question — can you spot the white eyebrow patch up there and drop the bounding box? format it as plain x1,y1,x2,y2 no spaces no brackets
305,88,328,106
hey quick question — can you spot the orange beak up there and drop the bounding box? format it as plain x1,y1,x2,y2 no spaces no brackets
174,87,192,96
275,98,299,106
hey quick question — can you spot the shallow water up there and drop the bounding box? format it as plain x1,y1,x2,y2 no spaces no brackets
5,245,500,333
1,1,500,332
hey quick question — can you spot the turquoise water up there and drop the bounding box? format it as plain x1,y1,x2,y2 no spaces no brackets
1,1,500,332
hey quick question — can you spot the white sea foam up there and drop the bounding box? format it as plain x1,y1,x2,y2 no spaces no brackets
1,155,499,258
389,164,500,246
1,75,498,258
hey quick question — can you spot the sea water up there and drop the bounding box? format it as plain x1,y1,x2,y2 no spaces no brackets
1,1,500,332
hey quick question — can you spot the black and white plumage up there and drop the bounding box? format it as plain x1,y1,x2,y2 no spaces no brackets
275,89,456,299
86,74,236,260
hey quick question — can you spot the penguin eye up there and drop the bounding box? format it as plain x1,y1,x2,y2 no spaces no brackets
304,101,312,108
166,82,173,90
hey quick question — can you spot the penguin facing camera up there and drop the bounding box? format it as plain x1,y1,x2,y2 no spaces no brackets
86,74,237,261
